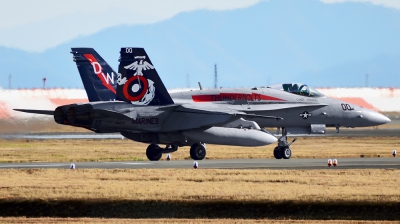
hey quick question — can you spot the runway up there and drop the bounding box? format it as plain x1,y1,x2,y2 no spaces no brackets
0,157,398,170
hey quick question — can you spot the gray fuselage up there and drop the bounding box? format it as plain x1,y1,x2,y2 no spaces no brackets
169,86,390,129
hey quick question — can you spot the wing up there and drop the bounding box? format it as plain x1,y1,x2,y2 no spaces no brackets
161,103,282,132
13,109,54,115
177,104,282,120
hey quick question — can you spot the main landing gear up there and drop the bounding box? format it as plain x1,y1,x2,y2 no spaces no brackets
190,143,206,160
273,128,296,159
146,144,178,161
145,143,207,161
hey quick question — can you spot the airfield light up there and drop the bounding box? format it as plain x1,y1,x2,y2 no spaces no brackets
167,154,171,161
393,150,397,157
193,161,198,169
332,159,337,167
70,163,76,169
327,159,332,167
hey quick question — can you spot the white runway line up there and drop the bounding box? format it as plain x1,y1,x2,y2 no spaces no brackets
0,164,66,168
102,162,151,165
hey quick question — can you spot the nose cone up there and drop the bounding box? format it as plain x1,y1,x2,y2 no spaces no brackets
382,115,391,124
363,110,391,126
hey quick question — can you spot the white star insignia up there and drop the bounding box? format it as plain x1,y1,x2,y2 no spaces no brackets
299,111,312,119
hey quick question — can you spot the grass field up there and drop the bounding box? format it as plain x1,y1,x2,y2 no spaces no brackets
0,136,398,162
0,168,399,220
1,169,399,202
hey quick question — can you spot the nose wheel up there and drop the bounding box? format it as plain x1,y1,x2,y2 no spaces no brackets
273,146,292,159
273,147,282,159
282,146,292,159
273,128,295,160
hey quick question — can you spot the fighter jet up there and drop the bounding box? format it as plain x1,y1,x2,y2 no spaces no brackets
15,48,391,161
70,48,391,160
14,48,280,161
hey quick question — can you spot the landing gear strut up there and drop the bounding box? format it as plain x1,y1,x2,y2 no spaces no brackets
146,144,179,161
190,143,206,160
273,128,296,159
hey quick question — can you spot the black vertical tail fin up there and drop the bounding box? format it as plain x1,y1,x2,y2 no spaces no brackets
71,48,117,102
117,48,174,106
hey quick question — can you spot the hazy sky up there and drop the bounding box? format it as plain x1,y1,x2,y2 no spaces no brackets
1,0,399,52
0,0,399,88
0,0,261,52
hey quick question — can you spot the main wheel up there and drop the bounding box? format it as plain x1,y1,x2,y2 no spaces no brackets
190,143,206,160
281,147,292,159
273,146,282,159
146,144,162,161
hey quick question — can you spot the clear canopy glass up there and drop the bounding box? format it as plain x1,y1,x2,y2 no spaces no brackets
267,83,324,97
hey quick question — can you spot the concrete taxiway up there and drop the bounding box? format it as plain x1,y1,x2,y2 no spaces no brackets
0,158,398,170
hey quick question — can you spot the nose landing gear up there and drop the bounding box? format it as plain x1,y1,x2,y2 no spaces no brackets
273,128,296,159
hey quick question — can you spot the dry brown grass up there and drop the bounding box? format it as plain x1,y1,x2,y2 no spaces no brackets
0,217,396,223
0,169,399,202
0,136,399,163
0,169,399,220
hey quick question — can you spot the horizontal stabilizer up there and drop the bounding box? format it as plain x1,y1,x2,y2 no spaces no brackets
13,109,54,115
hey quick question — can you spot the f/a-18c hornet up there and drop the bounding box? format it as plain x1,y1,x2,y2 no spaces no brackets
15,48,391,161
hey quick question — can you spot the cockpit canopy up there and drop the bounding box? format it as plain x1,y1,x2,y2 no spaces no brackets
267,83,324,98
